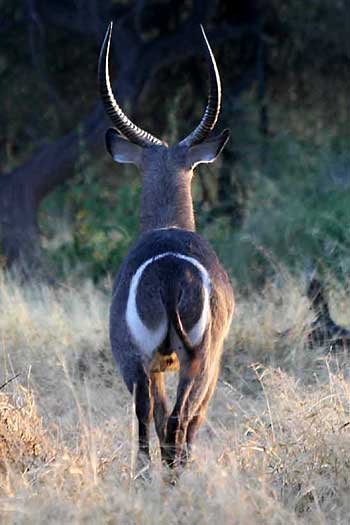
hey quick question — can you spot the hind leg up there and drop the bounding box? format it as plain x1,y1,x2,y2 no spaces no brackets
134,367,154,458
163,354,212,467
185,365,220,456
162,361,195,467
151,372,169,448
173,349,221,466
175,364,215,466
110,325,154,459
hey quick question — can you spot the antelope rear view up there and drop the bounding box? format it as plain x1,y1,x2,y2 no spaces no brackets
99,22,234,467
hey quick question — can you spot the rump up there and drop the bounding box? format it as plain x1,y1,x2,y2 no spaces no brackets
125,252,211,360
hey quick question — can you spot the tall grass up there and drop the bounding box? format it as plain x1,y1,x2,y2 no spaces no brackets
1,271,350,523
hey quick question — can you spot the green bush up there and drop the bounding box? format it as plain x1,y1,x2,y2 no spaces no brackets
41,162,141,281
198,129,350,287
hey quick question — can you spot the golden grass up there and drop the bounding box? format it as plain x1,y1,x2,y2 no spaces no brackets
1,271,350,524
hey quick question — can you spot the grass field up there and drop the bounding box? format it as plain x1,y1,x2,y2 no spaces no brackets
1,272,350,524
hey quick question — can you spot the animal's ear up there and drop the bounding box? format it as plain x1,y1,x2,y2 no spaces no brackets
187,129,230,168
105,128,143,165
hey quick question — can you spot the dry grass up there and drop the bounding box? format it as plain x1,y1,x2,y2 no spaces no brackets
1,271,350,524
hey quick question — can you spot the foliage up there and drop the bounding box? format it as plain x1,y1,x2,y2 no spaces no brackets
41,162,141,281
197,115,350,287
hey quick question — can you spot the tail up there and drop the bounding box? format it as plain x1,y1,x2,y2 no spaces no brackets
170,307,196,355
162,284,197,355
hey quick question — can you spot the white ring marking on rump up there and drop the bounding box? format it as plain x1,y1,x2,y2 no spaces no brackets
188,283,210,345
125,252,211,355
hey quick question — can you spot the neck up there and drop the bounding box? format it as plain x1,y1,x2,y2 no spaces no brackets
140,171,195,232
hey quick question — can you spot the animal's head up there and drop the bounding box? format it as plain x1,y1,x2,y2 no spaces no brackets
98,22,230,182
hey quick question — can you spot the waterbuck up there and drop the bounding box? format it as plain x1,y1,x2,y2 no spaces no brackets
99,22,234,467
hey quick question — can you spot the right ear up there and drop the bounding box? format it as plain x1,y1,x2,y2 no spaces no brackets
105,128,143,165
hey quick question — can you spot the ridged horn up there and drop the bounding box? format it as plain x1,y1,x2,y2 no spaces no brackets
98,22,163,147
179,25,221,147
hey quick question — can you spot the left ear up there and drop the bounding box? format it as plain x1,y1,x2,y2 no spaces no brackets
105,128,143,166
187,129,230,168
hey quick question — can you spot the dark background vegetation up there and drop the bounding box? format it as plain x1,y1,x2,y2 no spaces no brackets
1,0,350,287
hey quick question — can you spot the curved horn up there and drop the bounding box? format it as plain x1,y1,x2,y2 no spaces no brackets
98,22,163,147
179,25,221,147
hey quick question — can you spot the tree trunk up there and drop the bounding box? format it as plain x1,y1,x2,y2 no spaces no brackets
0,106,106,279
0,175,42,277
